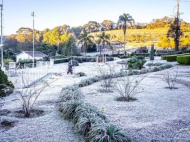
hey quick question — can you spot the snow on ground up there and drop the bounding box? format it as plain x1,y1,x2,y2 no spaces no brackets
0,58,123,142
1,57,190,142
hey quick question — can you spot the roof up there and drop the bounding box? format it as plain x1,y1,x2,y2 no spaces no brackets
22,51,48,58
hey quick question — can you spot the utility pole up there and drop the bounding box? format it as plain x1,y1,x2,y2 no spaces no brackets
0,0,3,69
31,12,35,68
175,0,180,51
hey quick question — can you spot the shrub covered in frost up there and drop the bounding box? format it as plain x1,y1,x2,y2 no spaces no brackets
149,66,160,72
78,79,94,87
76,72,86,77
146,62,163,66
89,124,130,142
60,86,83,102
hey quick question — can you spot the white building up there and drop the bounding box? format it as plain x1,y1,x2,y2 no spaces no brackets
16,51,48,62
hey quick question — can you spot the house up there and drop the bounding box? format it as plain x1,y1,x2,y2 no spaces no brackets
16,51,48,62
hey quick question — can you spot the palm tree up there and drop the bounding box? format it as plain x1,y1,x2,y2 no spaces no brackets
78,29,94,57
117,13,134,51
96,32,110,55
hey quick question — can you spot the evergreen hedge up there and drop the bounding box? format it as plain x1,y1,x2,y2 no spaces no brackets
54,58,68,64
177,55,190,65
166,55,177,62
162,53,190,62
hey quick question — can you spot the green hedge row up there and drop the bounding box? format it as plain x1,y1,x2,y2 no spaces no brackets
131,53,150,57
177,55,190,65
161,53,190,62
166,55,177,62
111,54,125,57
54,58,68,64
54,56,114,64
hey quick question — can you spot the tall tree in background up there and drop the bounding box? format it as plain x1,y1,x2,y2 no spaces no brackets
42,28,51,44
167,18,182,51
117,13,134,51
96,32,110,55
4,34,18,52
83,21,100,33
102,20,116,30
78,29,94,56
16,27,33,51
60,25,70,34
59,33,75,55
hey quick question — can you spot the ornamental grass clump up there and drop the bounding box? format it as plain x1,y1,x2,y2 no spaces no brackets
89,124,130,142
61,100,82,119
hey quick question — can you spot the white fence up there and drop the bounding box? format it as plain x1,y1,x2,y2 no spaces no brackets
7,66,49,89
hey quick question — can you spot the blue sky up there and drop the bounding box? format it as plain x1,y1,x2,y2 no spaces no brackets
3,0,190,35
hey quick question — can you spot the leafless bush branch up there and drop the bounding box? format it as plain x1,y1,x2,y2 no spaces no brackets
96,63,115,92
115,75,146,101
13,71,53,117
161,69,179,89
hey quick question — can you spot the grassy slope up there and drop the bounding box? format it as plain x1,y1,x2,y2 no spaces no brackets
90,28,171,48
91,28,169,47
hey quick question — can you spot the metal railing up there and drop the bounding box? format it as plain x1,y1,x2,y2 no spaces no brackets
7,63,49,89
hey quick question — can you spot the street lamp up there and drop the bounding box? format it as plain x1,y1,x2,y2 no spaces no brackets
0,1,3,70
0,44,3,69
31,11,35,68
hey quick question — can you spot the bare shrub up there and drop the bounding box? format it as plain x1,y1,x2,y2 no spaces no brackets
115,75,145,102
96,63,115,92
161,69,179,89
13,72,53,117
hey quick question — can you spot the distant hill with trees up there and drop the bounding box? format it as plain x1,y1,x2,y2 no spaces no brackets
3,16,190,59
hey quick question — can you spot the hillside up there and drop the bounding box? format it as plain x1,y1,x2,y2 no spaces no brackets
90,28,190,48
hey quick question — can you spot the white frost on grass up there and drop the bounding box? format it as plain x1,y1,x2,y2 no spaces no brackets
1,57,190,142
80,65,190,142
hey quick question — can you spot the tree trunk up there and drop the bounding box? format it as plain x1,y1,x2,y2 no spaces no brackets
103,43,105,56
123,25,127,52
84,43,86,57
175,17,180,52
100,45,102,55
